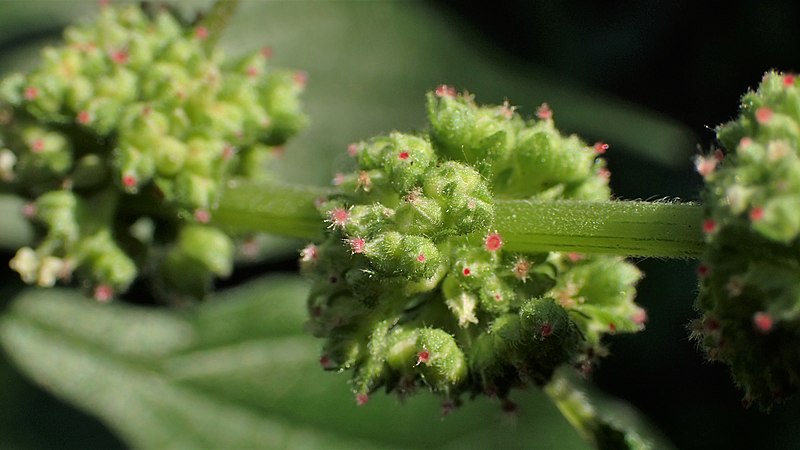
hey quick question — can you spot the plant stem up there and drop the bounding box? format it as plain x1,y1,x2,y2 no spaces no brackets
495,199,704,258
198,0,241,48
213,179,705,257
212,179,328,240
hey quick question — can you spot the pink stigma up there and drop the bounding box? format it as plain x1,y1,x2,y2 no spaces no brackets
694,155,718,177
416,253,426,263
749,206,764,222
567,252,584,262
348,237,366,254
300,244,318,263
109,49,129,65
260,46,273,59
356,393,369,406
631,308,648,326
398,150,410,160
484,232,503,252
739,137,753,149
222,144,235,160
702,219,717,234
293,71,308,87
784,74,796,87
512,258,530,281
194,209,211,224
435,84,456,97
347,143,358,157
94,284,113,303
329,207,349,228
593,142,609,154
753,311,774,334
195,26,209,39
30,139,45,153
246,66,258,78
21,202,37,219
23,86,38,100
536,103,552,120
755,106,773,124
540,323,553,337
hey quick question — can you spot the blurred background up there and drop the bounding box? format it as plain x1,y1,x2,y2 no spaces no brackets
0,1,799,449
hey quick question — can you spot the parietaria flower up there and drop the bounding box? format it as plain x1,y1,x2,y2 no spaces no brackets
302,88,642,410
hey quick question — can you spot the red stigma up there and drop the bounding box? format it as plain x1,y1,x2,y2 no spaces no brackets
435,84,456,97
416,253,426,263
494,293,502,302
222,144,235,160
23,86,38,100
398,150,410,160
356,393,369,406
484,232,503,252
77,110,92,125
260,46,273,59
753,311,774,334
697,264,710,278
755,106,773,124
784,74,796,87
416,350,430,365
194,209,211,224
702,218,717,234
608,322,617,333
462,267,471,276
536,103,552,120
749,206,764,222
593,142,609,154
320,355,333,369
195,26,209,39
122,174,137,189
540,323,553,337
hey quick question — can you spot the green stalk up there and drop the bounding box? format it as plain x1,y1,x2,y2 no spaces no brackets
212,179,328,240
495,199,704,258
213,179,705,258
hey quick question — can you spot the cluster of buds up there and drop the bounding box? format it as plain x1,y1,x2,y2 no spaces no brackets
1,3,306,300
694,71,800,407
303,88,644,410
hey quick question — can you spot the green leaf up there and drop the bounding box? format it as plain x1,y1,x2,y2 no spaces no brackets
0,275,592,449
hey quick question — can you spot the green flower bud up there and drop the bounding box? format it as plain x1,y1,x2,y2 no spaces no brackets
305,87,641,408
695,71,800,407
3,3,306,300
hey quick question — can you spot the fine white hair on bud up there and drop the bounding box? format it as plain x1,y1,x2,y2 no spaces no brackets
303,88,642,409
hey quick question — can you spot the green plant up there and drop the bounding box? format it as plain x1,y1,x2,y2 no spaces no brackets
1,1,799,449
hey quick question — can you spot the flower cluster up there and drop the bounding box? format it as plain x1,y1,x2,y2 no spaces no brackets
1,4,306,300
303,88,645,409
694,70,800,407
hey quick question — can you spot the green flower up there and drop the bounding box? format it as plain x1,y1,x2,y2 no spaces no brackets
304,88,644,409
2,3,306,300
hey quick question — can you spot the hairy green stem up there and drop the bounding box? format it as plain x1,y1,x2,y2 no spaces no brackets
495,199,704,258
198,0,241,48
213,179,328,240
212,179,704,257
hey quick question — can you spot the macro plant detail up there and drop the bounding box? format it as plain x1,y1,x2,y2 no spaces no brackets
693,71,800,408
1,1,800,449
304,89,645,409
0,3,306,300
